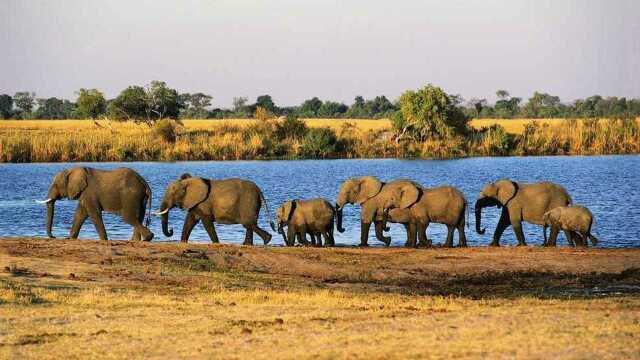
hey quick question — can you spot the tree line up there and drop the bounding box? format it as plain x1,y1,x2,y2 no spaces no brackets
1,81,639,121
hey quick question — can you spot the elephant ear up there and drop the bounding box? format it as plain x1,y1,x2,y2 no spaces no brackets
282,200,296,222
66,168,88,200
355,176,382,204
182,177,209,210
496,179,518,205
398,183,420,209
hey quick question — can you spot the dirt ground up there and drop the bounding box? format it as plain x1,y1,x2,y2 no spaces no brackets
1,237,639,359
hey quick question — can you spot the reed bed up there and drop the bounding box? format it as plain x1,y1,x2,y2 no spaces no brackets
0,118,638,162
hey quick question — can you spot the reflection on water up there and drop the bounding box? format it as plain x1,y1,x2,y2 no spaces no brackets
0,156,638,248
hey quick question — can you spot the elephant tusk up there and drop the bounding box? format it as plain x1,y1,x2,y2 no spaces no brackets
35,198,53,204
152,208,169,216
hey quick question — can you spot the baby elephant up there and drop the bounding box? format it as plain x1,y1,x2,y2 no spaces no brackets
276,198,335,247
543,205,599,247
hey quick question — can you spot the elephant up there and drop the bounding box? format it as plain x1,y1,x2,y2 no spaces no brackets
543,205,599,247
475,179,572,246
155,174,274,245
37,167,153,241
275,198,335,247
381,184,468,248
336,176,421,247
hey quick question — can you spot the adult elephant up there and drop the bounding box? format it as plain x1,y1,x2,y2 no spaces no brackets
381,184,468,248
336,176,420,247
37,167,153,241
154,174,275,245
475,179,572,246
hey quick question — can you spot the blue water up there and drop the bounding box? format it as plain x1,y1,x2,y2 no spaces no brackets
0,156,638,247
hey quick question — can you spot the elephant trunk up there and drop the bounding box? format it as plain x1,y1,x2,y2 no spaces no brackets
382,208,390,233
543,224,548,244
336,205,345,233
161,212,173,237
46,201,56,238
474,197,494,235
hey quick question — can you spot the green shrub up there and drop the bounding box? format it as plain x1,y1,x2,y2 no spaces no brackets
301,127,340,158
152,119,180,143
274,114,308,141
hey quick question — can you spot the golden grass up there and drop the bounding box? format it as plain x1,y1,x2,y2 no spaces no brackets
0,118,638,162
1,238,639,359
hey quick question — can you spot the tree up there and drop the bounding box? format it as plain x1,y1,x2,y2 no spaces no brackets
107,86,147,121
179,92,212,118
232,96,249,116
318,101,348,117
346,96,366,117
522,92,561,118
13,92,36,118
144,80,181,120
298,97,323,117
34,97,67,119
496,90,510,100
363,96,396,117
0,94,12,119
255,95,277,114
393,84,469,142
75,88,106,119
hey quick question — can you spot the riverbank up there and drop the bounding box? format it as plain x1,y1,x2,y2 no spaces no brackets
1,118,639,162
1,238,639,358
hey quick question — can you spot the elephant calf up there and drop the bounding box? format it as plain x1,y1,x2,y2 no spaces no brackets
37,167,153,242
276,198,335,247
543,205,599,247
155,174,274,245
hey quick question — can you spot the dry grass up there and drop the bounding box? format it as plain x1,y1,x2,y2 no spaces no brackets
0,118,638,162
1,238,639,359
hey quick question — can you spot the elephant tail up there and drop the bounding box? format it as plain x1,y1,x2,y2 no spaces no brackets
144,183,152,227
259,190,276,232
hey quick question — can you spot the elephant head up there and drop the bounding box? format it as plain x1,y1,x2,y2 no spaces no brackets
275,200,297,246
335,176,383,233
37,167,89,238
378,180,421,230
155,173,210,237
475,179,518,235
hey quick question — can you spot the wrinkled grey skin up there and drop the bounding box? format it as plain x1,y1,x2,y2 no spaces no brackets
336,176,423,247
475,179,572,246
543,205,599,247
157,174,274,245
40,167,153,242
276,198,335,247
382,185,467,248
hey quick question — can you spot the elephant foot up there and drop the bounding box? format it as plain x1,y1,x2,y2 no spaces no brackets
263,234,272,245
489,242,500,247
443,242,454,248
358,243,369,248
457,243,468,248
143,233,154,242
417,240,432,248
516,242,528,247
381,237,391,247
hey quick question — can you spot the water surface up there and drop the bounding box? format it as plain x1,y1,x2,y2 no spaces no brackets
0,156,638,247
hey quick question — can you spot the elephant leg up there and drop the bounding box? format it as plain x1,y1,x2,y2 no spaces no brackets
315,233,323,247
322,232,332,247
310,232,317,246
407,222,417,248
122,204,153,242
444,225,455,248
243,225,254,246
249,224,272,244
201,217,219,243
578,232,589,247
457,222,467,247
546,226,560,247
359,221,372,247
417,221,431,247
491,209,511,246
297,228,310,246
287,226,297,247
563,230,575,247
69,205,88,239
181,212,200,243
512,221,527,246
374,221,391,246
88,210,108,241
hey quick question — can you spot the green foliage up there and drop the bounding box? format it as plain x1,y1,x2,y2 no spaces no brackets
298,97,323,117
301,127,340,158
13,92,36,118
34,97,74,119
75,88,106,119
107,86,147,121
317,101,348,117
394,84,469,142
180,92,212,118
0,94,13,119
274,114,308,141
255,95,278,114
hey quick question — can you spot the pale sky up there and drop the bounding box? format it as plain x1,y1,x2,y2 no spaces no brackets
1,0,639,107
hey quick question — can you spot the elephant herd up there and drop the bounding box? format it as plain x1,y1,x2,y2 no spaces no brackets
37,167,600,248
